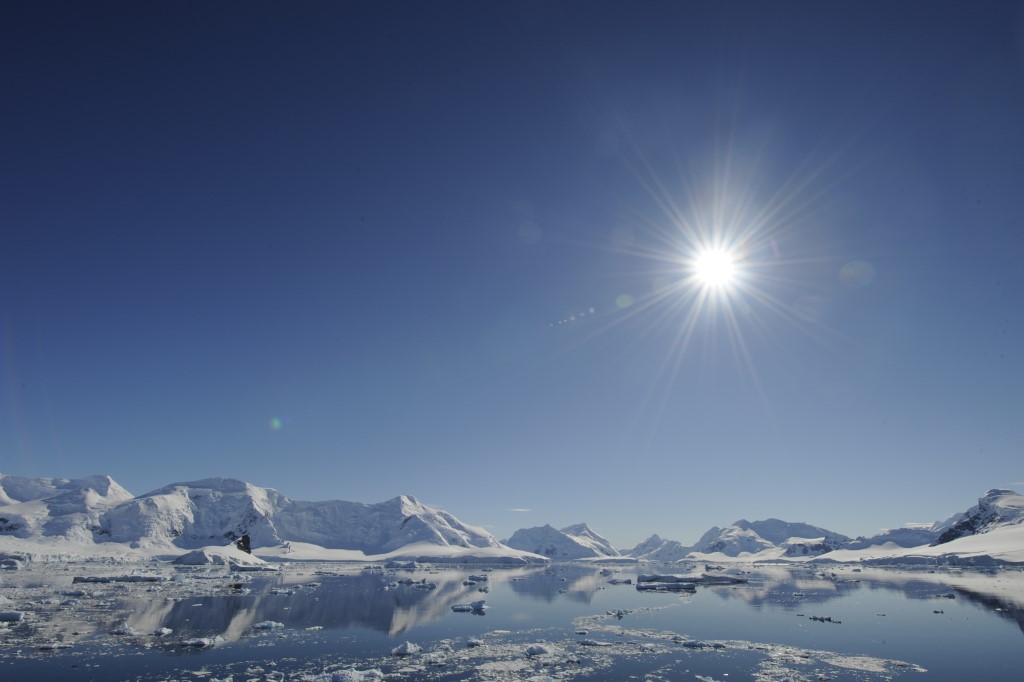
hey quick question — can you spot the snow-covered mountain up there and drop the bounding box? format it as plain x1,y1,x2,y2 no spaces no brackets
1,474,510,558
627,534,692,562
0,473,134,543
503,523,619,559
932,489,1024,545
690,518,848,557
734,519,849,548
99,478,501,553
559,523,619,557
6,474,1024,565
843,524,945,551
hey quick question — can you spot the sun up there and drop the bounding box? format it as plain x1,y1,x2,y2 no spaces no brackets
693,248,736,288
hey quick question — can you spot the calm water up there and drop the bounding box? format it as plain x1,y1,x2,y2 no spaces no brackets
2,562,1023,680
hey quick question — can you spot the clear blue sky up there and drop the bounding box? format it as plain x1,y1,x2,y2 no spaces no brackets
2,1,1022,548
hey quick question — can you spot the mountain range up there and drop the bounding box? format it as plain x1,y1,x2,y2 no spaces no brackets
0,474,514,561
2,473,1022,565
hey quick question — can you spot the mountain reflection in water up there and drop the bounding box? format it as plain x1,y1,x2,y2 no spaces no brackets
110,563,1024,647
123,567,526,639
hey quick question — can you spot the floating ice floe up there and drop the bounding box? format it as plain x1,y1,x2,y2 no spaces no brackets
451,599,488,613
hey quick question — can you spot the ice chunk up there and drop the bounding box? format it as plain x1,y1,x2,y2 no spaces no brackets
451,599,488,613
253,620,285,630
110,621,139,636
384,560,418,569
391,641,421,656
577,639,611,647
181,636,223,648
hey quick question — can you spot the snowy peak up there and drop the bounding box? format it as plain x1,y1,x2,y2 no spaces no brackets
560,523,619,557
932,488,1024,546
627,534,693,562
629,534,664,556
505,523,617,559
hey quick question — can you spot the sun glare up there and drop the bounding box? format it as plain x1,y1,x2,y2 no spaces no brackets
693,248,736,288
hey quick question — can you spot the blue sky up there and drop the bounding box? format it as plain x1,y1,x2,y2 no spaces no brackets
2,1,1023,547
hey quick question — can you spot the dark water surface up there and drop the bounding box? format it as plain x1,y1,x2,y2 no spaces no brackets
2,562,1023,680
